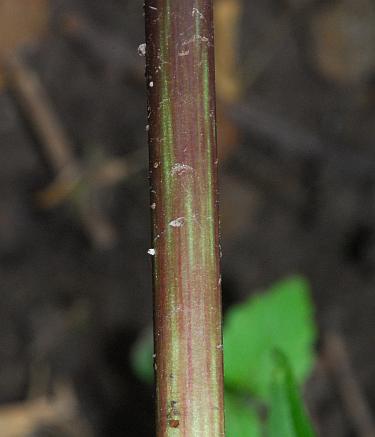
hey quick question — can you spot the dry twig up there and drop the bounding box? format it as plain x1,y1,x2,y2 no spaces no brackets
324,332,375,437
6,54,146,249
0,382,92,437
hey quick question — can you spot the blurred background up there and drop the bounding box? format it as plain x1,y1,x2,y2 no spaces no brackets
0,0,375,435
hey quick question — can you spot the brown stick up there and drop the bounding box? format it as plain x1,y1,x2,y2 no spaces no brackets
324,332,375,437
0,382,92,437
6,55,78,176
6,55,117,249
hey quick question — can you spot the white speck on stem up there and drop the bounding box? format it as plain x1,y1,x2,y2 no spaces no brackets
138,43,146,56
147,248,156,256
150,203,156,210
149,6,157,10
145,124,150,132
149,81,154,87
153,233,161,242
181,35,210,48
171,163,193,176
216,344,223,350
178,49,190,57
169,217,185,228
153,162,159,168
192,8,204,19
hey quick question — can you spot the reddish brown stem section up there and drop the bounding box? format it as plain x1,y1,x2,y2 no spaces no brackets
145,1,224,436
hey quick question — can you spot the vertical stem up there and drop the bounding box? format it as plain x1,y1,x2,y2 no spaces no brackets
145,1,224,436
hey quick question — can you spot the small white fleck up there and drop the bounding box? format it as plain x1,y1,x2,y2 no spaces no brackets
149,81,154,87
169,217,185,228
145,124,150,132
178,49,190,57
138,43,146,56
149,5,157,10
150,203,156,210
153,162,159,168
181,34,210,48
192,8,204,19
216,344,223,350
171,163,193,176
153,353,156,359
148,248,156,256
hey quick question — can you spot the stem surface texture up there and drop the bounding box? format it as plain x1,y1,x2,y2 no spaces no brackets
145,1,224,436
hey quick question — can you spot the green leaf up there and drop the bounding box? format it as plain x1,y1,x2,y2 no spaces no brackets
130,328,154,383
268,350,315,437
224,276,316,399
225,393,261,437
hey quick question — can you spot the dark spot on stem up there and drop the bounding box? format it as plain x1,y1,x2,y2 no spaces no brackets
169,419,180,428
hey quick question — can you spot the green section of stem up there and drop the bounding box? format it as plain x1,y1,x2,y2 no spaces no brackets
157,0,181,418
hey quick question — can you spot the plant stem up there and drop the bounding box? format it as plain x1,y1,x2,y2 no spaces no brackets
145,1,224,435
